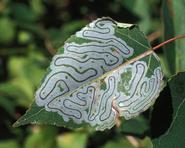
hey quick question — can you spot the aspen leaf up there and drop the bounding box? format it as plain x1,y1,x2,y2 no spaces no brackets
14,17,164,131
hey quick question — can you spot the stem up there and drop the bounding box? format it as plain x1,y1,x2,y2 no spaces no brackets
152,34,185,50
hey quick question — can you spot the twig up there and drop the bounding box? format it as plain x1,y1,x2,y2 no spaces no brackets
147,29,162,42
112,100,121,127
152,34,185,50
126,135,140,147
44,39,57,55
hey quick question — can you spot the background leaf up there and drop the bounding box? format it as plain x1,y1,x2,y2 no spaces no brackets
0,17,15,44
24,126,57,148
173,0,185,72
153,72,185,147
0,140,19,148
119,115,149,136
162,0,175,75
57,132,88,148
102,136,152,148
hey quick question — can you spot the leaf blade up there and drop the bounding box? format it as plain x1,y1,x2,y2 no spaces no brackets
15,17,164,131
153,72,185,147
173,0,185,72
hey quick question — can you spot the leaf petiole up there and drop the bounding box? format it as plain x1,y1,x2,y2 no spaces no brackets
152,34,185,50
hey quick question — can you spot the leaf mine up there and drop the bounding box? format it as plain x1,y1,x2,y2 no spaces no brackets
14,17,164,131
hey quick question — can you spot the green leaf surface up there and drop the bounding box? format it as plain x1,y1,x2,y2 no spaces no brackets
173,0,185,72
119,115,149,135
102,136,152,148
162,0,176,75
0,17,15,44
102,137,134,148
153,72,185,147
0,140,19,148
0,82,31,108
24,126,57,148
11,3,38,22
14,17,164,131
56,132,88,148
30,0,45,17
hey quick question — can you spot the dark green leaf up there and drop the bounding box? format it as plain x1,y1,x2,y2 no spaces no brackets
24,126,57,148
162,0,175,75
0,17,15,44
173,0,185,72
119,115,149,135
153,72,185,147
11,3,38,22
0,140,19,148
102,136,152,148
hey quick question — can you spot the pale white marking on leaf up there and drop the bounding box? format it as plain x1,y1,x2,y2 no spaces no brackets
34,18,164,131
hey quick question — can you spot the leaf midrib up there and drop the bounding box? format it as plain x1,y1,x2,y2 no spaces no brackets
51,51,155,101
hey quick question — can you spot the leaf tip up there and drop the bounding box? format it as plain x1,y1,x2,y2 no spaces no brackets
12,121,20,128
12,115,29,128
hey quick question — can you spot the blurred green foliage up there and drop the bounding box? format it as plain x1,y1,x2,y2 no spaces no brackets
0,0,185,147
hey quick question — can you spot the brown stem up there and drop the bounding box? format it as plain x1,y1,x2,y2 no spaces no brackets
44,39,57,55
152,34,185,50
147,29,162,42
